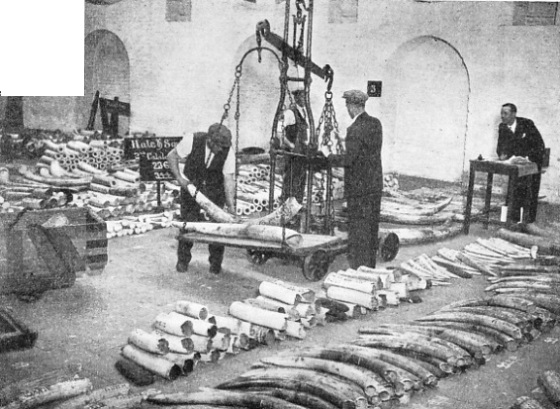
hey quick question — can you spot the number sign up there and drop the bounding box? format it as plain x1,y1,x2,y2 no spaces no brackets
123,137,182,181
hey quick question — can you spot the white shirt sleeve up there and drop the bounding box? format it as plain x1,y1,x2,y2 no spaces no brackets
283,109,296,127
175,134,193,159
223,148,235,175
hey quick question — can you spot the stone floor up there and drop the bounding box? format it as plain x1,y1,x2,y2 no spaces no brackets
1,200,559,409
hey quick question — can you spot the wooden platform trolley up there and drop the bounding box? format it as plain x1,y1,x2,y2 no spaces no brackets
182,231,399,281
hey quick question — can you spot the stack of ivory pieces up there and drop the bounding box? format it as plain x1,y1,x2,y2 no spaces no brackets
321,266,428,311
434,237,532,278
309,171,345,203
236,164,282,215
105,211,177,238
38,139,124,172
120,300,254,383
232,280,322,342
398,253,472,285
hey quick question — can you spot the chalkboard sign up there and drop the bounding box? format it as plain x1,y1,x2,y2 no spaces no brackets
123,137,182,181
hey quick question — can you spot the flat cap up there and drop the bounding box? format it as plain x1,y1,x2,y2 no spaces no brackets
207,123,232,148
342,89,368,105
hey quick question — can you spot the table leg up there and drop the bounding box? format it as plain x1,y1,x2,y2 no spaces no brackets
463,164,476,234
484,172,493,229
506,170,517,224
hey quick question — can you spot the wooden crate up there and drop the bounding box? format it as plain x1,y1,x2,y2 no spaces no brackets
0,207,107,295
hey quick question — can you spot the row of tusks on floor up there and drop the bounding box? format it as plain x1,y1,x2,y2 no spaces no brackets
141,290,560,409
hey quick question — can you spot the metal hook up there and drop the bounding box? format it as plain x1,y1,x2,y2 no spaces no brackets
323,64,334,92
255,20,270,63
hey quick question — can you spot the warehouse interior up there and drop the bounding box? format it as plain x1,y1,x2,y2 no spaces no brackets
1,1,560,409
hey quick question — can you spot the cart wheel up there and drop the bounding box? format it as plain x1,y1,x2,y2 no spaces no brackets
302,250,330,281
379,232,400,262
247,249,271,265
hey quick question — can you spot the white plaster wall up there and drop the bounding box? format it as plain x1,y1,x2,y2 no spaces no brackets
19,0,560,202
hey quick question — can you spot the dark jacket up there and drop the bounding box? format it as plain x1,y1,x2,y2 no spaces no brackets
344,112,383,199
285,105,308,153
183,132,230,204
497,117,545,169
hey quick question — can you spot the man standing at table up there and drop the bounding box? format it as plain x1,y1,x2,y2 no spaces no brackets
497,103,545,223
167,123,236,274
342,89,383,269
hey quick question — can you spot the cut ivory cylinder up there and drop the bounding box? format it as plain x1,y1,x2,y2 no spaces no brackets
249,324,277,345
270,279,315,303
339,268,390,288
323,272,381,294
153,312,192,337
128,329,169,355
67,140,91,153
259,281,302,305
168,311,217,338
358,266,402,283
114,170,140,183
77,161,102,174
285,320,306,339
207,315,242,334
377,289,400,306
161,352,199,374
254,295,301,320
92,175,118,187
175,301,209,320
229,301,288,331
152,330,195,354
121,344,181,380
326,286,379,310
212,332,231,351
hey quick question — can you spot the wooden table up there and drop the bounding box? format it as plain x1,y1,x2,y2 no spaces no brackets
463,159,539,234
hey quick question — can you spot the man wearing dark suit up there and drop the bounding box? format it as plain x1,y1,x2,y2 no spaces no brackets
167,123,236,274
342,89,383,269
497,103,545,223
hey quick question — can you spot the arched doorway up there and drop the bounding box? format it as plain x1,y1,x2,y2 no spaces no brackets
227,36,284,151
79,30,130,135
382,36,470,181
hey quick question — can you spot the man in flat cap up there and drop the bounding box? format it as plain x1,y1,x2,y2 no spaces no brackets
342,89,383,269
167,123,236,274
280,87,310,228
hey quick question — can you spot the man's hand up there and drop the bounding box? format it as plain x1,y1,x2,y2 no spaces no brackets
224,204,240,222
499,154,508,161
178,176,192,190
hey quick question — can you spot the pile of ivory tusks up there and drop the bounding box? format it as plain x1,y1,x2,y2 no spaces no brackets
146,292,560,409
39,139,124,172
120,300,255,382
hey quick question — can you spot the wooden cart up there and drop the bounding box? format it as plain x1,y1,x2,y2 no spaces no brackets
181,231,399,281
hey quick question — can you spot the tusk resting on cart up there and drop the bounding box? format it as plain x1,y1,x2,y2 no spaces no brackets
246,197,302,226
173,222,303,248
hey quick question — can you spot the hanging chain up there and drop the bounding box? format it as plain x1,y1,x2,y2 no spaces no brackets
315,90,343,156
221,65,242,125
